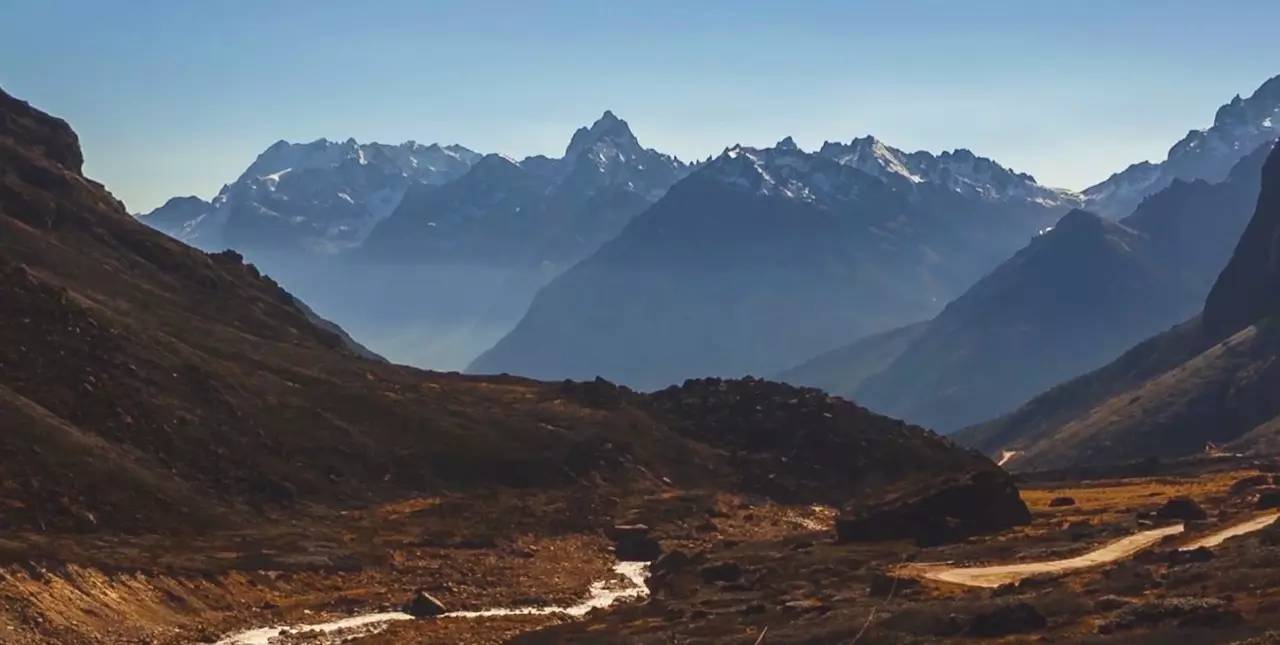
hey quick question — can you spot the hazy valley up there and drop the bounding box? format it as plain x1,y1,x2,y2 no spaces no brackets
6,7,1280,642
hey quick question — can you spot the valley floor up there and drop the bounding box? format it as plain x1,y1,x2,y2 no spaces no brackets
6,459,1280,643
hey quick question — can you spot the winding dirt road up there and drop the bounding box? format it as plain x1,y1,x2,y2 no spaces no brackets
907,524,1185,588
906,511,1280,589
1181,511,1280,550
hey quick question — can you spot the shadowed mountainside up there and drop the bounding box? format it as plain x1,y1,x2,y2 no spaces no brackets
958,142,1280,469
471,138,1076,389
827,145,1269,432
0,88,1021,540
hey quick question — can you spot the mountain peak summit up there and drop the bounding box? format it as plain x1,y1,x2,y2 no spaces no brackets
565,110,638,158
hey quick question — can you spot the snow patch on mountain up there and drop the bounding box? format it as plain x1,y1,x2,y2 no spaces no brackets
818,136,1080,207
1084,74,1280,219
705,135,1078,210
138,138,482,252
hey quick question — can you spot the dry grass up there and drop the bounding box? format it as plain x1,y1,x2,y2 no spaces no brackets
1020,468,1250,524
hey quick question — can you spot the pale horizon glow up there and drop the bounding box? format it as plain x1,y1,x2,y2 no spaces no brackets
2,1,1277,212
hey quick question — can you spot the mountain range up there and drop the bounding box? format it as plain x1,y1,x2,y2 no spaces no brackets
470,136,1078,388
957,140,1280,469
1082,74,1280,219
138,112,691,370
141,138,482,253
785,142,1271,432
12,61,1280,644
134,74,1280,416
777,76,1280,432
361,110,692,269
0,85,1019,540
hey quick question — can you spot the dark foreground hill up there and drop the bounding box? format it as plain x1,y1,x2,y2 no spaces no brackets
958,141,1280,469
0,87,1021,546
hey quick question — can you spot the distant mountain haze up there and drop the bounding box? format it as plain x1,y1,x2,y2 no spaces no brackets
360,110,692,269
469,136,1077,388
1082,75,1280,219
791,143,1269,433
957,141,1280,469
140,138,482,253
0,87,1017,540
138,112,691,370
134,74,1280,388
779,77,1279,433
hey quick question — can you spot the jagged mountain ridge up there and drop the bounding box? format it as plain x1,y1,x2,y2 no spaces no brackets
789,143,1270,433
819,136,1080,208
469,135,1077,389
138,137,481,253
1084,74,1280,219
956,141,1280,469
360,110,693,268
137,112,691,370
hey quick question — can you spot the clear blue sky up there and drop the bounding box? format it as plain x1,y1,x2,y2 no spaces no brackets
2,1,1277,212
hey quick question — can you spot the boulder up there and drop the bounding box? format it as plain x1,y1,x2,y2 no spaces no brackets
1048,496,1076,507
606,524,661,562
1230,474,1273,494
836,470,1031,546
868,572,920,598
649,549,693,578
1167,547,1214,565
1155,498,1207,522
966,602,1047,637
699,561,743,583
1256,487,1280,509
404,591,447,618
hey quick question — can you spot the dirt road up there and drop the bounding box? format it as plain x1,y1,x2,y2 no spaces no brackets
906,523,1185,588
907,511,1280,589
1181,511,1280,550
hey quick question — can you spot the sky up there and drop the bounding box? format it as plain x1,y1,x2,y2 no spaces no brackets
2,1,1277,213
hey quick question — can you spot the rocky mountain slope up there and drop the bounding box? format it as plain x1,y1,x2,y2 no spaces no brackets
1084,74,1280,219
790,144,1270,432
471,137,1076,389
0,87,1019,542
957,141,1280,468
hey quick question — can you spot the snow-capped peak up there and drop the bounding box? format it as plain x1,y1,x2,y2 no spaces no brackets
1084,73,1280,218
706,142,845,202
819,136,924,184
818,136,1077,207
143,137,483,253
705,136,1079,210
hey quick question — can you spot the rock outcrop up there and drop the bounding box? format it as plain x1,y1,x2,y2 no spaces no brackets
405,591,447,618
836,470,1031,546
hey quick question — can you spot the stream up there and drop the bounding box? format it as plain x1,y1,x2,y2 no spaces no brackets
214,561,649,644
